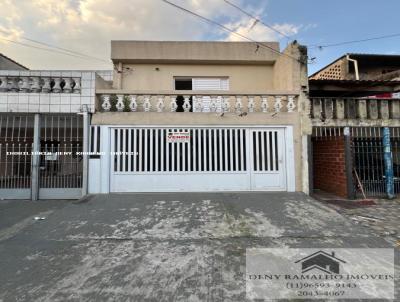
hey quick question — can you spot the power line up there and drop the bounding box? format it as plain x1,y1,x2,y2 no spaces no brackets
160,0,301,62
0,29,110,64
0,37,96,61
223,0,292,40
310,32,400,49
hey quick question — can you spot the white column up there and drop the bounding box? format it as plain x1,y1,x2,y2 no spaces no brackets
31,114,40,200
81,112,89,196
100,125,111,193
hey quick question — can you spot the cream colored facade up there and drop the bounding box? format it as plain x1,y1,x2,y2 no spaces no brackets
93,41,310,193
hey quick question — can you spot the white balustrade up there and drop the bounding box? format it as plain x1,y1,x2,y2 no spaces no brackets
261,96,269,113
287,95,296,112
116,95,124,112
101,95,111,111
42,78,52,93
222,96,230,113
72,78,81,93
194,95,203,112
0,76,7,92
274,96,283,112
52,78,62,93
156,96,165,112
129,95,137,112
143,96,152,112
0,76,81,93
9,77,19,91
31,77,41,92
20,77,30,92
235,96,243,114
247,96,255,113
63,78,73,93
183,96,191,112
210,96,217,112
170,95,178,112
98,94,298,114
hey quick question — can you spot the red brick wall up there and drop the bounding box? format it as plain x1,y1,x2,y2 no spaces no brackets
313,136,347,198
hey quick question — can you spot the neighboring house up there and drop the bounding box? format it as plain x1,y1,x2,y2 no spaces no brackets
309,54,400,199
89,40,310,194
0,53,28,70
310,53,400,81
0,68,112,200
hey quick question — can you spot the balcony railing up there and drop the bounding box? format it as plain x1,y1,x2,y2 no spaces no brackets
97,93,298,113
0,76,81,94
310,97,400,122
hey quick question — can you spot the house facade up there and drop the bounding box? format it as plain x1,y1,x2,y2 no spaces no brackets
309,54,400,199
89,41,311,194
0,65,112,199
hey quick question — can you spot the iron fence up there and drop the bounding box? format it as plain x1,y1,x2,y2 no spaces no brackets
0,114,34,189
312,126,400,198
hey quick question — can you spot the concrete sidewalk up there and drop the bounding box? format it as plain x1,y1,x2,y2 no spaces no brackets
0,193,397,301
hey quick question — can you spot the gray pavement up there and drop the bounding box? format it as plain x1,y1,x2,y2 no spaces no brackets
0,192,398,301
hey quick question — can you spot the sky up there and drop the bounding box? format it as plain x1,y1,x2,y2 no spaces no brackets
0,0,399,75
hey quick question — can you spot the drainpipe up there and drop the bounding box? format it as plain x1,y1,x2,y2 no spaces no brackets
382,127,395,199
346,55,359,80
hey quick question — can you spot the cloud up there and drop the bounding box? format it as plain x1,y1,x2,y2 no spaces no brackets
224,17,300,42
0,0,303,70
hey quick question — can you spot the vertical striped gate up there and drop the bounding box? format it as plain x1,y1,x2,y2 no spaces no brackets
0,114,34,199
110,127,286,192
0,113,83,199
38,114,83,199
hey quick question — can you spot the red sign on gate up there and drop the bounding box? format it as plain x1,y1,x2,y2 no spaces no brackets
167,131,190,143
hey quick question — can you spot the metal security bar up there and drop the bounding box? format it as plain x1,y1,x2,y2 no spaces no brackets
252,130,280,172
112,128,247,173
353,137,386,197
0,114,34,189
90,126,101,155
312,126,400,197
39,114,83,189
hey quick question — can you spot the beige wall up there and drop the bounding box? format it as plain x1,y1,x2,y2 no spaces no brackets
117,64,274,92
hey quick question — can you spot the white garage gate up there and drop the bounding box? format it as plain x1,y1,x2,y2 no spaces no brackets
109,126,294,192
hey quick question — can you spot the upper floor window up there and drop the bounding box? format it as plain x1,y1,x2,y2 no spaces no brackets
174,77,229,91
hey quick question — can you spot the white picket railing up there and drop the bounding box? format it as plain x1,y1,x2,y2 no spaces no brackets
97,93,298,113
